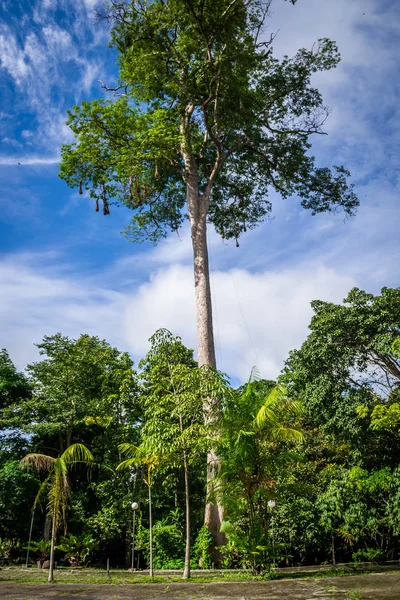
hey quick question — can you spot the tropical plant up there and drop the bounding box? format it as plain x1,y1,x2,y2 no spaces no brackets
5,334,138,453
57,532,99,566
0,349,31,412
25,539,51,568
283,287,400,443
20,443,94,582
219,375,304,572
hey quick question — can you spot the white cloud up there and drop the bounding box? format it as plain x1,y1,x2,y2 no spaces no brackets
0,7,107,155
0,253,126,370
0,24,28,84
0,252,355,382
123,262,356,381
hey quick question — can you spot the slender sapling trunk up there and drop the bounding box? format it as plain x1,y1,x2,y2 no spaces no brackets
148,483,153,578
48,514,56,583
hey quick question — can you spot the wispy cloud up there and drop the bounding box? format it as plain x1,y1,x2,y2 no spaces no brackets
0,2,108,157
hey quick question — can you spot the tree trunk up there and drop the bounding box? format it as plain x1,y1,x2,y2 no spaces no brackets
48,514,56,583
43,514,52,542
183,114,225,565
190,197,216,369
182,449,191,579
190,205,226,566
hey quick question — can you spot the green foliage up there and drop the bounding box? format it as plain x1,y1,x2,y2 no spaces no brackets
57,533,99,566
21,444,95,536
133,513,185,569
218,376,304,573
59,0,357,246
26,539,51,567
0,349,31,411
283,287,400,445
1,286,399,570
2,334,139,453
0,460,39,541
192,526,213,569
351,547,384,565
317,466,399,556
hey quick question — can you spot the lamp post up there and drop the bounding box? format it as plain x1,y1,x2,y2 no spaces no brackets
267,500,276,567
131,502,139,571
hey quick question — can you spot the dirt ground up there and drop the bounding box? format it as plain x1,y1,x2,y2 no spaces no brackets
0,573,399,600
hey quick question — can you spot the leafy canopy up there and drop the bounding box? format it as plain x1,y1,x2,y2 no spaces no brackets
59,0,358,245
283,287,400,440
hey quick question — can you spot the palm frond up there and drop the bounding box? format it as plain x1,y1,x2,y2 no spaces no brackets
33,474,52,508
116,457,138,471
118,443,138,457
20,453,55,473
61,443,94,464
271,425,304,443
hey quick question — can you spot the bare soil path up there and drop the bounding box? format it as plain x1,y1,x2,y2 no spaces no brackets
0,573,399,600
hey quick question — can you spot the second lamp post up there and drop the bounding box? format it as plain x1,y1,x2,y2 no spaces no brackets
131,502,139,570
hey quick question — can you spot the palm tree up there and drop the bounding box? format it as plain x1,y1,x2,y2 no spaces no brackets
20,443,94,582
219,374,304,572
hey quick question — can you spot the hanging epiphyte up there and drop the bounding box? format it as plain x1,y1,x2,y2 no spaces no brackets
102,185,110,215
95,198,99,212
79,181,83,195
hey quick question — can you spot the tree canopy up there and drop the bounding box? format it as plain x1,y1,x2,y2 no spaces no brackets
60,0,358,244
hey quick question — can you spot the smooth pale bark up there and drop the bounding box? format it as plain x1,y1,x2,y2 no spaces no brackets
189,192,226,565
182,110,226,566
48,515,56,583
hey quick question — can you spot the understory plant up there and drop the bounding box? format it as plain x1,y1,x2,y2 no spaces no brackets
57,533,99,566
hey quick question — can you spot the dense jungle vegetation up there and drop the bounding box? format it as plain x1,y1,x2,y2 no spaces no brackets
0,286,399,576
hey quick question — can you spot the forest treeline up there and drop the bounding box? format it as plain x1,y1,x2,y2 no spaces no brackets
0,286,399,574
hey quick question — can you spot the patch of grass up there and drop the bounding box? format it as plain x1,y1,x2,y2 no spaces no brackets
0,565,397,586
313,568,369,579
323,585,340,594
347,591,362,600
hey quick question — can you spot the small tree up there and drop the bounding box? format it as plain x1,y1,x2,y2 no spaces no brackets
137,329,227,575
117,446,159,577
21,444,94,582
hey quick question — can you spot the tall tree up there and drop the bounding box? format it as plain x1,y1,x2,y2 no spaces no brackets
59,0,358,545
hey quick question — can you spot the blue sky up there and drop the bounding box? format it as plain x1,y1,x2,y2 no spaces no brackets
0,0,399,381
